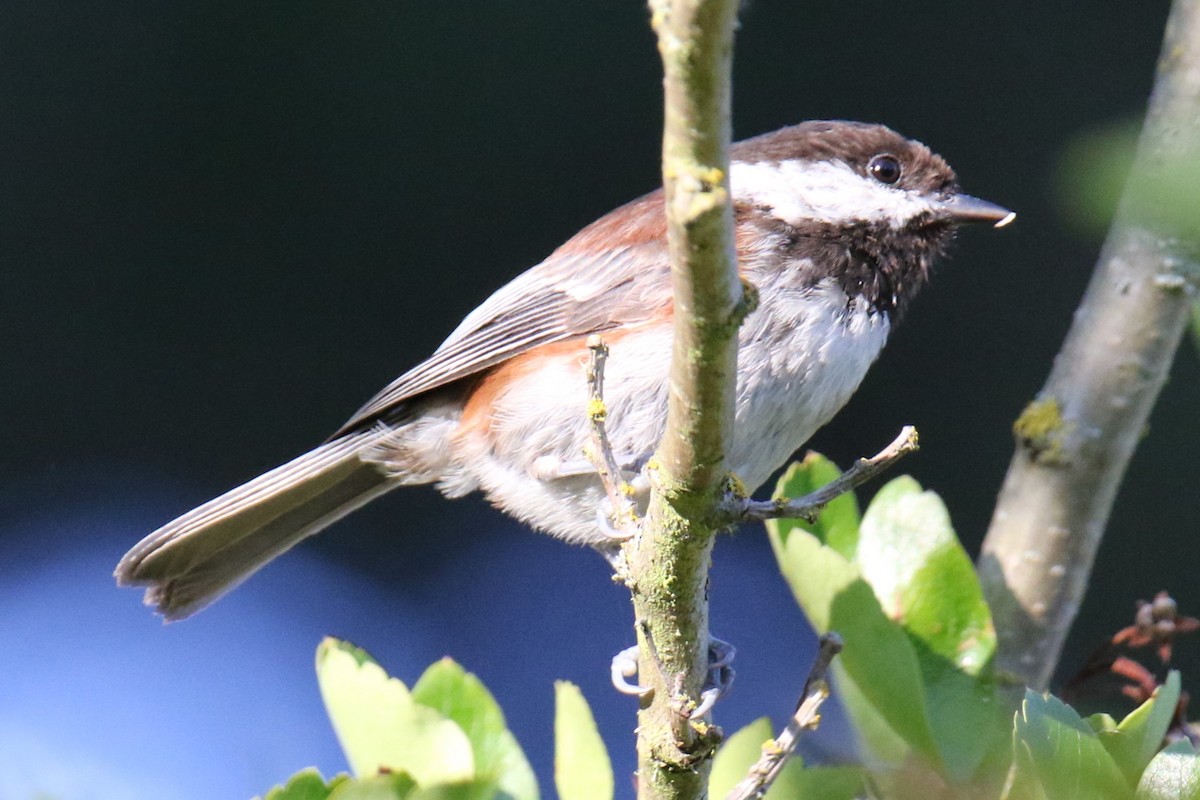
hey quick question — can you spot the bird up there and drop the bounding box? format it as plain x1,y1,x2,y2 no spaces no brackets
116,120,1014,620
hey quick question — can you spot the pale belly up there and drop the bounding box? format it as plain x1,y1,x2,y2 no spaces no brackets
415,282,892,545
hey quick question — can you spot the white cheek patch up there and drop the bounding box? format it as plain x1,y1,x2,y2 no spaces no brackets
732,158,935,228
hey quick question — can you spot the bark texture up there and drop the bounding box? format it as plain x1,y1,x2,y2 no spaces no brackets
630,1,741,798
980,0,1200,690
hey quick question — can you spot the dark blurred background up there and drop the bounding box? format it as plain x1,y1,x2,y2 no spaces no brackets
1,1,1196,797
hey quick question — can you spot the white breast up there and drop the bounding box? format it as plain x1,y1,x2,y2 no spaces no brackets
729,278,891,489
439,278,890,546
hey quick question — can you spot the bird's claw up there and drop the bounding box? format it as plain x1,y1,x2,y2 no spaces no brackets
693,639,736,718
611,645,651,696
609,639,736,717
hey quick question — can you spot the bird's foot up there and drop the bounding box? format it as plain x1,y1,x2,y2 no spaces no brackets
609,638,736,719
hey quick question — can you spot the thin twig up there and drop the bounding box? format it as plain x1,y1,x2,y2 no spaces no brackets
724,633,844,800
727,426,919,524
584,335,638,538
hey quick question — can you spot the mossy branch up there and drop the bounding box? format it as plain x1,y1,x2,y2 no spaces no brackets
979,0,1200,690
625,0,741,798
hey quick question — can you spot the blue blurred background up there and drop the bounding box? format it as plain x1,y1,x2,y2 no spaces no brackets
1,1,1197,797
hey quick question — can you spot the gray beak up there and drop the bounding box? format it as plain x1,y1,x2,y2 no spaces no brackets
939,193,1016,228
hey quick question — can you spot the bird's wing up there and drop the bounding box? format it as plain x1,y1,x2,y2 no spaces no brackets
334,194,671,434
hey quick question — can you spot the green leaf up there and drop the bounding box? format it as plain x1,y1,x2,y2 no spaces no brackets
412,658,538,800
919,660,1005,783
325,774,419,800
767,470,936,766
1102,672,1182,786
708,717,780,798
829,660,910,763
326,774,500,800
856,476,1001,780
708,718,864,799
857,476,995,674
766,515,860,634
772,454,862,559
787,766,867,799
829,580,939,764
261,768,352,800
316,638,476,784
1014,690,1129,800
554,682,613,800
768,466,1010,777
1135,740,1200,800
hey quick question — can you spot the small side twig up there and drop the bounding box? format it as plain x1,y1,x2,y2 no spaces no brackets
726,426,919,524
584,335,639,538
724,633,844,800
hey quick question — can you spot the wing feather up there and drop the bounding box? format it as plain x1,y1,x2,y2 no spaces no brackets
334,238,671,435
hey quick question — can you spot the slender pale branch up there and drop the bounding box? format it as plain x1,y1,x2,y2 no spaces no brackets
979,0,1200,690
725,426,919,524
585,336,639,539
629,0,741,797
724,634,843,800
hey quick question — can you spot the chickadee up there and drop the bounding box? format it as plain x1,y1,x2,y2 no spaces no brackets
117,120,1014,620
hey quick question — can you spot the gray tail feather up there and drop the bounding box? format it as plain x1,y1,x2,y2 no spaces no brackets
115,431,397,620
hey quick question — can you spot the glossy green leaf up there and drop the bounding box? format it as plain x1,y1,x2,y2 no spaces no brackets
829,580,939,763
316,638,475,784
829,660,909,764
324,774,497,800
707,718,806,798
857,476,995,675
710,717,775,798
261,768,351,800
772,454,862,559
554,681,613,800
1135,740,1200,800
919,660,1005,782
412,659,538,800
708,718,862,799
767,469,936,766
1011,734,1051,800
325,774,419,800
408,784,499,800
786,766,865,799
856,476,1001,780
1101,671,1182,786
766,513,860,634
1014,690,1129,800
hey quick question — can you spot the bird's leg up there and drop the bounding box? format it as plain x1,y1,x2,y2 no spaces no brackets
530,454,642,481
693,639,736,718
609,636,737,718
611,645,650,697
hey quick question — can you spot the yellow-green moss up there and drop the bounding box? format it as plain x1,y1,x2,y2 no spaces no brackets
1013,397,1069,466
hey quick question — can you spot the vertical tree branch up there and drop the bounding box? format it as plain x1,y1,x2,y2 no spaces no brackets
629,1,741,798
1191,300,1200,352
979,0,1200,690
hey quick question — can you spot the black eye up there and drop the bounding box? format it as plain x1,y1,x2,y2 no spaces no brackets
868,154,902,184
